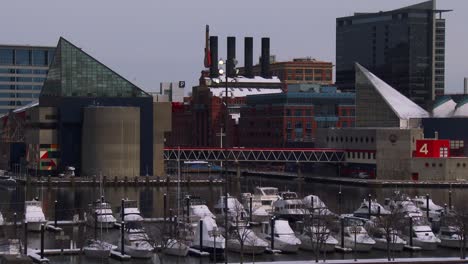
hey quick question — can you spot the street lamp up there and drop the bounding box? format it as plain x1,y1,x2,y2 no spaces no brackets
218,57,237,264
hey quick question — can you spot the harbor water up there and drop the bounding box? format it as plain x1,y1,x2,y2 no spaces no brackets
0,173,466,263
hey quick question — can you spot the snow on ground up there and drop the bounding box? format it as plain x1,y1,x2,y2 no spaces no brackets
247,257,465,264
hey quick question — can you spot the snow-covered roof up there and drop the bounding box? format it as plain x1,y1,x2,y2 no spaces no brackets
432,97,456,117
208,75,282,84
356,63,429,120
209,87,282,98
453,99,468,117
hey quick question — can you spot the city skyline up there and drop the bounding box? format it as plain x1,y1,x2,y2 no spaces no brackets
1,0,466,94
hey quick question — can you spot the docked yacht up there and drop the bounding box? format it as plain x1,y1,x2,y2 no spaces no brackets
411,196,444,222
298,226,338,252
227,227,269,254
367,228,406,251
273,191,305,219
83,239,114,258
438,226,465,248
353,199,390,218
25,200,47,231
186,196,216,223
214,195,248,223
120,199,144,222
87,198,116,229
338,225,376,252
242,187,280,222
192,216,225,257
303,195,333,216
121,222,154,258
259,219,301,253
163,238,189,257
401,219,440,250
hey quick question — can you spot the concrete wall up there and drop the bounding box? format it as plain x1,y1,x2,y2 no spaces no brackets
411,157,468,181
81,106,140,178
375,128,424,180
153,102,172,176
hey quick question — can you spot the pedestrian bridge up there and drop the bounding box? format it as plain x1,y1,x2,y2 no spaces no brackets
163,147,345,163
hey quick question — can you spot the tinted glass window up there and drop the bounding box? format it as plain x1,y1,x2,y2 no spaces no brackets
15,49,31,65
0,49,14,65
33,50,47,66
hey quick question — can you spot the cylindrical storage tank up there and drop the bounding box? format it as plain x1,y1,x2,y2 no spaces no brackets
82,106,140,178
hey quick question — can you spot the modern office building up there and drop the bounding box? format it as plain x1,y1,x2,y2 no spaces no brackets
0,44,55,114
238,85,355,148
0,37,172,177
336,0,450,109
240,57,333,86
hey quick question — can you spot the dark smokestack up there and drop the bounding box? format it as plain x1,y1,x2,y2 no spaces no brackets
261,37,270,78
209,36,218,78
244,37,253,78
227,36,236,77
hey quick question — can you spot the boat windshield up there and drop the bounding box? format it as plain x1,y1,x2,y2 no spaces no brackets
262,188,278,196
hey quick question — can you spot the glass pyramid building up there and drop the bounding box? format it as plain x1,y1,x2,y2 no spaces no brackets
41,37,150,98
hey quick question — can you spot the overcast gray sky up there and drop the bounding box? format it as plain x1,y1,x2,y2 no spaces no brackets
1,0,466,93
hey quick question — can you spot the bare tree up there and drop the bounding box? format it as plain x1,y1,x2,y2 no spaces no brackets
444,203,468,259
368,205,405,261
302,205,337,262
229,199,251,264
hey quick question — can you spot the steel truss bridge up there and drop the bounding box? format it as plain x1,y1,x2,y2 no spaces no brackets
163,147,345,163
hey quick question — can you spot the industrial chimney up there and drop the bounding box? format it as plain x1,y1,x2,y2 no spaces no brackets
209,36,219,78
261,37,270,78
227,36,236,77
464,77,468,94
244,37,253,78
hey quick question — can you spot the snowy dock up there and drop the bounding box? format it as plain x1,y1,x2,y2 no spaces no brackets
335,246,353,252
27,249,49,263
188,247,210,257
248,257,468,264
110,250,131,261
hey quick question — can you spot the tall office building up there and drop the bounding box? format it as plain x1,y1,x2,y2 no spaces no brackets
336,0,450,109
0,45,55,114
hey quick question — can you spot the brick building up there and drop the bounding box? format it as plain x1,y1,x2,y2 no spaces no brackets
240,57,333,86
238,85,355,148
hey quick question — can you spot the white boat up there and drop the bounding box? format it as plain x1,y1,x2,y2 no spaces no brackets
227,227,268,254
298,226,338,252
214,194,248,221
163,238,189,257
242,187,280,222
0,175,17,187
25,200,47,231
367,228,406,251
272,191,305,219
259,219,301,253
438,226,466,248
192,216,225,256
121,199,144,222
401,222,440,250
83,239,114,258
122,223,154,258
303,195,334,216
338,225,375,252
87,199,116,229
353,199,390,218
0,212,4,226
411,196,444,222
186,196,216,223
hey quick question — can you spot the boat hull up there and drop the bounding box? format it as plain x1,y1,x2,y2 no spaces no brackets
440,239,466,248
342,238,374,252
412,239,439,250
125,246,154,258
27,221,47,231
83,247,111,258
299,240,336,252
163,244,189,256
274,239,300,253
373,239,405,251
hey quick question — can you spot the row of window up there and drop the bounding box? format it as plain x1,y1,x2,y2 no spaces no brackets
0,69,48,74
0,100,35,106
0,85,42,91
327,136,375,143
347,152,375,160
0,93,39,98
0,48,55,66
424,163,466,168
0,77,46,83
